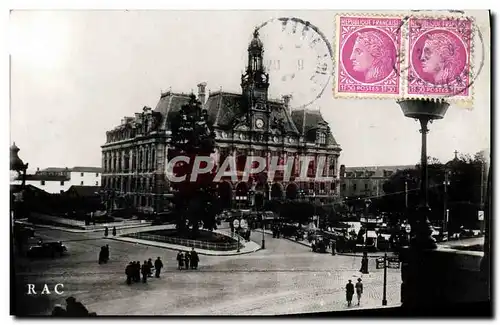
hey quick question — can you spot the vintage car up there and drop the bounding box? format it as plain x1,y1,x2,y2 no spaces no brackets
27,241,67,258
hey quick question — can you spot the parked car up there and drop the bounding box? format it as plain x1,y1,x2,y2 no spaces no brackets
27,241,67,258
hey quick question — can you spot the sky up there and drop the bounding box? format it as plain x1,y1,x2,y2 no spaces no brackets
9,10,491,171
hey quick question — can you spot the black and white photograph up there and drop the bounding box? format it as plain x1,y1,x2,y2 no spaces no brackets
8,7,492,317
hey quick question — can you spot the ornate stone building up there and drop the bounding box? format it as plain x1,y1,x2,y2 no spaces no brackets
102,30,342,213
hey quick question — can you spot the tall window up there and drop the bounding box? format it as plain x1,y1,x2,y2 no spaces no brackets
318,132,326,144
96,173,99,177
80,181,84,185
41,180,45,186
353,184,357,191
81,172,84,177
365,183,369,190
60,181,65,186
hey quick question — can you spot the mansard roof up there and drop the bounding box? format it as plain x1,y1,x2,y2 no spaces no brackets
154,91,193,130
204,91,299,134
291,109,338,145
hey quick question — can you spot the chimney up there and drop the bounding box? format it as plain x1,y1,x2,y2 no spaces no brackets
282,95,292,114
197,82,207,105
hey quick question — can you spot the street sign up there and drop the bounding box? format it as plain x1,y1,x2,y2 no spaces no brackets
387,257,401,269
233,219,240,228
478,211,484,221
240,219,248,229
376,257,385,269
405,225,411,233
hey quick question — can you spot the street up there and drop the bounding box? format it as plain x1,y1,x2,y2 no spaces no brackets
14,225,402,316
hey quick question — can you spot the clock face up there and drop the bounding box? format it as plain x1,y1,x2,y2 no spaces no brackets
255,118,264,129
257,17,333,110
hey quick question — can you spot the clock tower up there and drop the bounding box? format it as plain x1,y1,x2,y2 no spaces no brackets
241,28,270,131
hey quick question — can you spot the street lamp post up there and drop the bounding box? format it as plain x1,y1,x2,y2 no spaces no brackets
397,99,449,249
261,215,266,249
382,251,388,306
234,218,241,253
364,199,372,251
443,170,450,235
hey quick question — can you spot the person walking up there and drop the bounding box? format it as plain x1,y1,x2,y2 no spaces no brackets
141,261,149,283
345,280,354,307
125,262,133,285
65,297,89,316
104,227,109,237
104,245,110,262
134,261,141,282
112,226,117,236
154,257,163,278
147,258,154,277
184,251,191,270
176,251,184,270
355,278,364,306
190,248,199,270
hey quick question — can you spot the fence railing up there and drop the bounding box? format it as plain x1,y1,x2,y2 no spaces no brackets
125,232,243,251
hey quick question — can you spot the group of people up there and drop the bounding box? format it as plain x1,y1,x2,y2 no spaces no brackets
98,245,110,264
176,248,199,270
104,226,117,237
125,257,164,285
345,278,364,307
51,297,96,317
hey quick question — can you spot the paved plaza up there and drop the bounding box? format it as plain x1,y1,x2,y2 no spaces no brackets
14,224,402,316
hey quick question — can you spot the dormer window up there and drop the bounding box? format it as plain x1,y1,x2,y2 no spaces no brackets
318,132,326,144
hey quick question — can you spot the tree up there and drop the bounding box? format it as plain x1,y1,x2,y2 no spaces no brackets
445,152,486,231
168,94,220,238
381,153,487,231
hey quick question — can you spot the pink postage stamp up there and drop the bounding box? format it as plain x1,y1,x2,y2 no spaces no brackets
406,17,473,98
334,15,403,99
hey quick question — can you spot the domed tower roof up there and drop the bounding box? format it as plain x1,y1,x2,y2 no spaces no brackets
248,28,263,51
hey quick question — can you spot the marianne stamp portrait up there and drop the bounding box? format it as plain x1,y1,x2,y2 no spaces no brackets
334,15,403,99
406,17,473,98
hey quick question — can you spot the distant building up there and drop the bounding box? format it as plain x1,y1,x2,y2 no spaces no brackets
339,164,415,200
13,166,103,194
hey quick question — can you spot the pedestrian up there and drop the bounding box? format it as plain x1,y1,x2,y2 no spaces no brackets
51,304,66,316
355,278,363,306
184,251,191,270
190,247,199,270
66,296,89,316
154,257,163,278
98,247,105,264
112,226,117,236
105,244,110,262
147,258,154,277
345,280,354,307
141,260,149,283
134,261,141,282
104,227,109,237
177,251,184,270
125,262,133,285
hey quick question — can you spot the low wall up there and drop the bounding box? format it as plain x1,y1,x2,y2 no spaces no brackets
124,232,242,251
400,246,490,309
28,212,146,230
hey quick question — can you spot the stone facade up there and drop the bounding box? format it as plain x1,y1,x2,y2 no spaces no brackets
339,164,415,200
101,30,342,213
